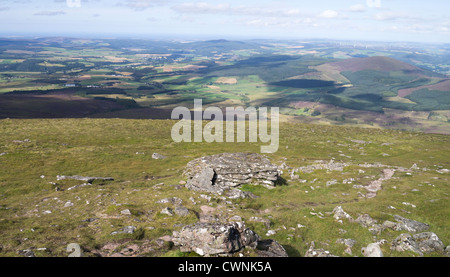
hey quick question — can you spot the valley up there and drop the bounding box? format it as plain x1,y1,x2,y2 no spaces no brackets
0,38,449,134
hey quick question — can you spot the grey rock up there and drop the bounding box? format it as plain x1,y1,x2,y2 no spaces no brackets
82,218,98,223
255,239,289,257
161,207,174,216
152,153,167,160
393,215,430,233
391,233,422,256
186,167,222,194
356,214,378,228
18,249,35,257
184,153,280,195
361,243,383,257
121,209,132,215
174,206,190,217
413,232,445,254
172,222,260,256
64,201,74,208
382,220,398,230
332,206,353,222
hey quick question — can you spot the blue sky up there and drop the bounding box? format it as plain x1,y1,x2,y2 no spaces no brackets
0,0,449,43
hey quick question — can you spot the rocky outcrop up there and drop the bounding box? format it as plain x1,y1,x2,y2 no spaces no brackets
172,221,288,257
183,153,281,194
392,215,430,233
391,232,445,256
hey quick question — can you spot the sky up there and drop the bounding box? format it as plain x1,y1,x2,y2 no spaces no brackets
0,0,449,43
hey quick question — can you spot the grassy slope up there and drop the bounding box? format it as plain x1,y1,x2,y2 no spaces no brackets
0,118,448,257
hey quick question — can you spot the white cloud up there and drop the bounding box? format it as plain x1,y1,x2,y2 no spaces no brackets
374,11,419,21
172,2,303,18
349,4,366,12
33,10,66,16
172,2,231,14
366,0,382,8
319,9,339,19
116,0,169,11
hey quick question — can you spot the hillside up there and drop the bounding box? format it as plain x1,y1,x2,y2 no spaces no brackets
0,119,448,257
329,56,425,74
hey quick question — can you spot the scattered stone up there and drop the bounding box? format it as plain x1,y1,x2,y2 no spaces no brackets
111,226,136,235
67,183,92,191
156,197,182,205
0,152,7,156
402,202,416,208
358,169,395,198
18,249,35,257
332,206,353,222
57,175,114,183
361,243,383,257
266,230,276,236
336,238,357,255
13,139,30,143
64,201,74,208
82,218,98,223
326,179,338,187
152,153,167,160
297,160,349,173
305,242,338,257
436,168,449,174
351,139,368,144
